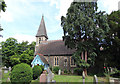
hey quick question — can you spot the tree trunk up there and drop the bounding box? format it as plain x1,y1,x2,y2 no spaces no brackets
84,69,87,76
84,51,88,76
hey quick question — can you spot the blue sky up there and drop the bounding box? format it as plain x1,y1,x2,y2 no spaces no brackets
0,0,119,43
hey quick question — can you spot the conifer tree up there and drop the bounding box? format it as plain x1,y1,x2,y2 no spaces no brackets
61,1,110,76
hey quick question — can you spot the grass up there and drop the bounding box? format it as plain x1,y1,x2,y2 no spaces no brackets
53,75,108,82
1,70,108,83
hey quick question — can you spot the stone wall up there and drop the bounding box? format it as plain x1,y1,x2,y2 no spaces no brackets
44,56,76,72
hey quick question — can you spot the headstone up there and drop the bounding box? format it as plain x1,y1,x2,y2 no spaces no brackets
58,69,61,75
82,71,85,84
9,67,11,71
93,75,98,84
40,71,47,82
4,70,8,73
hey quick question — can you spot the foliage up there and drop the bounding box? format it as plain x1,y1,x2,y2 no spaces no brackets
64,69,68,74
105,10,120,70
10,63,33,84
53,66,60,74
74,68,83,75
61,1,110,72
32,65,42,80
104,67,119,78
1,38,36,67
40,65,44,71
0,0,7,12
93,10,120,76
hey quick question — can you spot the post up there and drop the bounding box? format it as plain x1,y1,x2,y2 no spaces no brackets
82,71,85,84
93,75,98,84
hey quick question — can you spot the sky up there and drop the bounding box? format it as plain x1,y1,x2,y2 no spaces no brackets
0,0,120,43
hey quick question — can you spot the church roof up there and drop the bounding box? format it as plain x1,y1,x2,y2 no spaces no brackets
37,53,49,64
36,16,48,39
35,40,76,56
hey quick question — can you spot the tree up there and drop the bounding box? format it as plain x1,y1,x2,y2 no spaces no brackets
1,37,36,67
104,10,120,70
1,38,18,67
61,1,110,76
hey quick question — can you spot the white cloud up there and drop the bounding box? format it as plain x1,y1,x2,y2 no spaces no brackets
12,34,36,43
0,34,36,43
55,0,73,21
98,0,119,14
55,0,119,21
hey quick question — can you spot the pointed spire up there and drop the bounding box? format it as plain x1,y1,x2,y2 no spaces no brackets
36,15,48,39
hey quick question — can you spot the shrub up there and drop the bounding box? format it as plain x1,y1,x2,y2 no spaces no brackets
40,65,44,72
64,69,68,74
10,63,33,84
74,68,82,75
32,65,42,80
53,66,60,74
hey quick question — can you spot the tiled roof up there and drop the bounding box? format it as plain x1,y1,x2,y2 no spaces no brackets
35,40,76,56
36,16,48,39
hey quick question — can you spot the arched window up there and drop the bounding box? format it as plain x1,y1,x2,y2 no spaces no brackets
55,57,56,65
39,38,41,44
64,58,67,66
57,57,58,65
70,57,76,67
54,56,59,66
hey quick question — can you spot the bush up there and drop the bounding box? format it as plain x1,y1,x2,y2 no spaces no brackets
40,65,44,72
64,69,68,74
32,65,42,80
74,68,83,75
10,63,33,84
53,66,60,74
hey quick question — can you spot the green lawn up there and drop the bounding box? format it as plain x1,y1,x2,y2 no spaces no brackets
2,71,108,83
53,75,108,82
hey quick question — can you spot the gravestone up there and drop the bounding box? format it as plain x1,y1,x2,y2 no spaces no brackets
40,71,47,82
9,67,11,71
3,67,9,73
82,71,85,84
47,67,55,82
93,75,98,84
58,69,61,75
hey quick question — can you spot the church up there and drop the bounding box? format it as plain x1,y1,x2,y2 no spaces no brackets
31,16,77,72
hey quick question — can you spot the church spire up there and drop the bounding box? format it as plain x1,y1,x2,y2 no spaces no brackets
36,15,48,39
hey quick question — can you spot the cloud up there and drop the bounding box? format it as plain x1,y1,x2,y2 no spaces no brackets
55,0,73,21
12,34,35,43
98,0,119,14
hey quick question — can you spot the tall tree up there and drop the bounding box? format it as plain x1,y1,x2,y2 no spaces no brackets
61,1,110,76
105,10,120,70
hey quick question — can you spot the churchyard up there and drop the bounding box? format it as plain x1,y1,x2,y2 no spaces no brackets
1,68,108,83
0,0,120,84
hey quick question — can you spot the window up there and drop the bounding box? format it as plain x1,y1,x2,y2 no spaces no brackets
64,58,67,66
70,57,76,67
54,56,59,66
39,38,41,44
